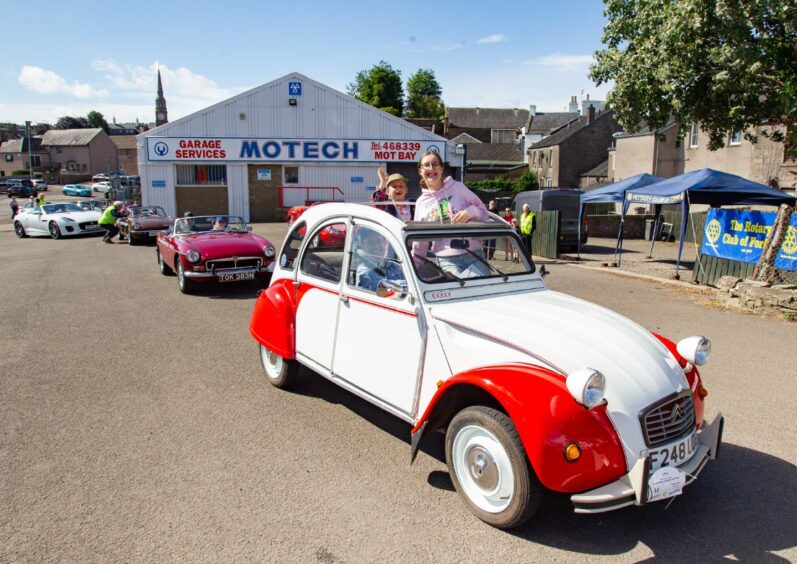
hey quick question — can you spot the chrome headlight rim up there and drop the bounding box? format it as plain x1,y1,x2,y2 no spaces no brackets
134,222,142,230
185,249,201,263
263,244,276,258
566,368,606,409
676,336,711,366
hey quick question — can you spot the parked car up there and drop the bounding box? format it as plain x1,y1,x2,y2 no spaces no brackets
73,199,106,212
155,215,276,294
250,203,723,529
513,189,588,250
13,202,103,239
118,206,171,245
62,184,93,197
0,181,13,195
92,181,111,195
33,179,47,191
6,184,36,198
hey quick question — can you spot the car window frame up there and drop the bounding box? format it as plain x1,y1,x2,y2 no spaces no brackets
345,221,408,298
298,219,349,285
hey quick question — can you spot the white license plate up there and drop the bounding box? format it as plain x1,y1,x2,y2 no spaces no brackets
648,432,697,471
219,272,255,283
148,231,163,236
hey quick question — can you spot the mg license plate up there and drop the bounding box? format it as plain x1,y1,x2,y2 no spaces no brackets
219,272,255,283
648,431,697,471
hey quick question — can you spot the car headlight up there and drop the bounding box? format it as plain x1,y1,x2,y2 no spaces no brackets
676,336,711,366
566,368,606,409
186,250,201,263
134,222,142,230
263,245,276,258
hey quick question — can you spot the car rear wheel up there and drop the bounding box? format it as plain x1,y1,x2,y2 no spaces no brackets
157,248,174,275
14,222,27,238
176,260,195,294
446,406,542,529
49,222,62,239
259,344,298,389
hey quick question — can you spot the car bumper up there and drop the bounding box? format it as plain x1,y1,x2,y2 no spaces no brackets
570,413,724,514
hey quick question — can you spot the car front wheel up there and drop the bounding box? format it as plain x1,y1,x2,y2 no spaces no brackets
49,222,62,239
157,248,173,275
259,344,298,389
176,260,195,294
445,406,542,529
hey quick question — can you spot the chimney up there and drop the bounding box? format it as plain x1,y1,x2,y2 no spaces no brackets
568,95,578,113
587,104,596,124
529,104,536,116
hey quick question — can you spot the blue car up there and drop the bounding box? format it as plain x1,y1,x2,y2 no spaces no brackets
62,184,92,197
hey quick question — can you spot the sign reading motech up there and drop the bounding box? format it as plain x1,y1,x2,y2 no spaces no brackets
146,137,445,163
701,209,797,271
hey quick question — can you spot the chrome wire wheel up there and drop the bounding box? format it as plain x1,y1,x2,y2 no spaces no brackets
452,424,515,513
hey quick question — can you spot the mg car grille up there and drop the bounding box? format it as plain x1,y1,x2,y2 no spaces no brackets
207,257,262,272
641,393,695,447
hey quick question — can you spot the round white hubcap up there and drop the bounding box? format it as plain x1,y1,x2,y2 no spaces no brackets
452,425,515,513
260,346,283,380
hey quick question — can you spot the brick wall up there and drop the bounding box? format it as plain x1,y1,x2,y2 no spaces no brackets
558,112,622,187
175,186,228,217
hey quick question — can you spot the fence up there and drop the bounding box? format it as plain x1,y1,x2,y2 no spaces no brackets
661,210,707,243
531,211,560,259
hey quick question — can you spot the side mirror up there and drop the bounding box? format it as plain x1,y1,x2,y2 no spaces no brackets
376,279,407,300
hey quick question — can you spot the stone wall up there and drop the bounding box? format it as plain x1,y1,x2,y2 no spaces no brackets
716,276,797,319
587,214,653,238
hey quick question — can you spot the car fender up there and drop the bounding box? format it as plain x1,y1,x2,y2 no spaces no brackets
249,278,296,359
411,363,627,493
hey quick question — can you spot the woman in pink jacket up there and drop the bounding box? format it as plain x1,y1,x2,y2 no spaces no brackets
413,151,491,278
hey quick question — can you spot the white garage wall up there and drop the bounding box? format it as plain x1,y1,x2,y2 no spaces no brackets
285,164,381,207
140,163,175,215
226,164,249,220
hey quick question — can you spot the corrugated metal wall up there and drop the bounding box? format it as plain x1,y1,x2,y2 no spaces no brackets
140,163,175,214
293,164,381,207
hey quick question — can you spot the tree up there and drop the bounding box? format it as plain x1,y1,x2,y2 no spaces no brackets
55,116,88,129
86,111,110,133
512,171,539,194
347,61,404,116
406,69,445,119
590,0,797,154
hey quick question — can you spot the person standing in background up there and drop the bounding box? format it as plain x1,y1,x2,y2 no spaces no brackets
9,197,19,218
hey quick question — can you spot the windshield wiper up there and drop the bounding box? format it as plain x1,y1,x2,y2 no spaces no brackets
412,253,462,284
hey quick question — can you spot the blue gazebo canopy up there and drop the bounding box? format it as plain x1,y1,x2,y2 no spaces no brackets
581,173,664,205
626,168,796,206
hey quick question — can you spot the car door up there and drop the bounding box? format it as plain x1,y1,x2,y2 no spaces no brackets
331,222,424,416
294,218,349,372
24,207,47,235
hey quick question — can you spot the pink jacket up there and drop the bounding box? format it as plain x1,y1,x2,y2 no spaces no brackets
414,177,488,223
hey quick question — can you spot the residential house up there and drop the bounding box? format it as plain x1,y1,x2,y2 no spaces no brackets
0,136,51,178
611,121,684,181
444,107,529,144
521,108,579,160
463,143,526,181
579,159,610,189
107,122,140,136
528,108,622,188
111,135,139,176
41,128,118,183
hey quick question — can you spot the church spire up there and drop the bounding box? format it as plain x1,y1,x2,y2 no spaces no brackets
155,68,168,127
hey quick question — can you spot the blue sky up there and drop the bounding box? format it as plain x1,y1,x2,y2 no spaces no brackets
2,0,612,125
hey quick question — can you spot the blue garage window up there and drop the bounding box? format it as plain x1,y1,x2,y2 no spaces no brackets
176,164,227,186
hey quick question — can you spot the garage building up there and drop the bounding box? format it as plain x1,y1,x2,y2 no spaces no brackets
137,72,462,221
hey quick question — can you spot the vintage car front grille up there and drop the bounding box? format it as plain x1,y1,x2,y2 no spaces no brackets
641,393,695,447
206,257,262,272
79,221,99,229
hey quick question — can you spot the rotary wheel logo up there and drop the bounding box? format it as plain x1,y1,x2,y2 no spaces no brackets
705,219,721,244
782,225,797,256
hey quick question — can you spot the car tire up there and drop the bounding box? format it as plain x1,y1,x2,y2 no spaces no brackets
49,222,62,240
259,343,298,389
157,248,174,275
14,222,27,238
127,234,137,246
176,260,194,294
445,406,542,529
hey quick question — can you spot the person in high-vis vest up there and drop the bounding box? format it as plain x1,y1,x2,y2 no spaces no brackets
519,203,536,255
99,201,126,243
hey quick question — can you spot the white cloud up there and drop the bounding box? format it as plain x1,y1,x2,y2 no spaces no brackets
429,40,465,52
523,54,595,72
477,34,508,45
18,66,109,98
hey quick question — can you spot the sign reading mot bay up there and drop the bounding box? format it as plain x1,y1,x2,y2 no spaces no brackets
146,138,445,163
701,209,797,271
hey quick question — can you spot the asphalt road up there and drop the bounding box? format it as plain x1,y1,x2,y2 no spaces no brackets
1,220,795,562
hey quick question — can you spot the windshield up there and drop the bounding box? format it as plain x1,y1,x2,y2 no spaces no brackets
130,206,166,218
42,203,85,214
174,215,248,234
407,230,534,283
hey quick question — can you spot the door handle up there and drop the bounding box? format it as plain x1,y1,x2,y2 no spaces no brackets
339,294,349,303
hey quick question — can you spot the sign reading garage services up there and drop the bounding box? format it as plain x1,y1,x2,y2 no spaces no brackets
146,137,444,163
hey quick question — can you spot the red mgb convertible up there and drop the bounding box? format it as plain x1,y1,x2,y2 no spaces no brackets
249,203,723,529
156,215,276,294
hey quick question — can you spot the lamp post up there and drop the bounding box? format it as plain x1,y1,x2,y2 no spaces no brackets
25,121,33,182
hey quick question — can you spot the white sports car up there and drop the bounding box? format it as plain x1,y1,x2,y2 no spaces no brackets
13,203,104,239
